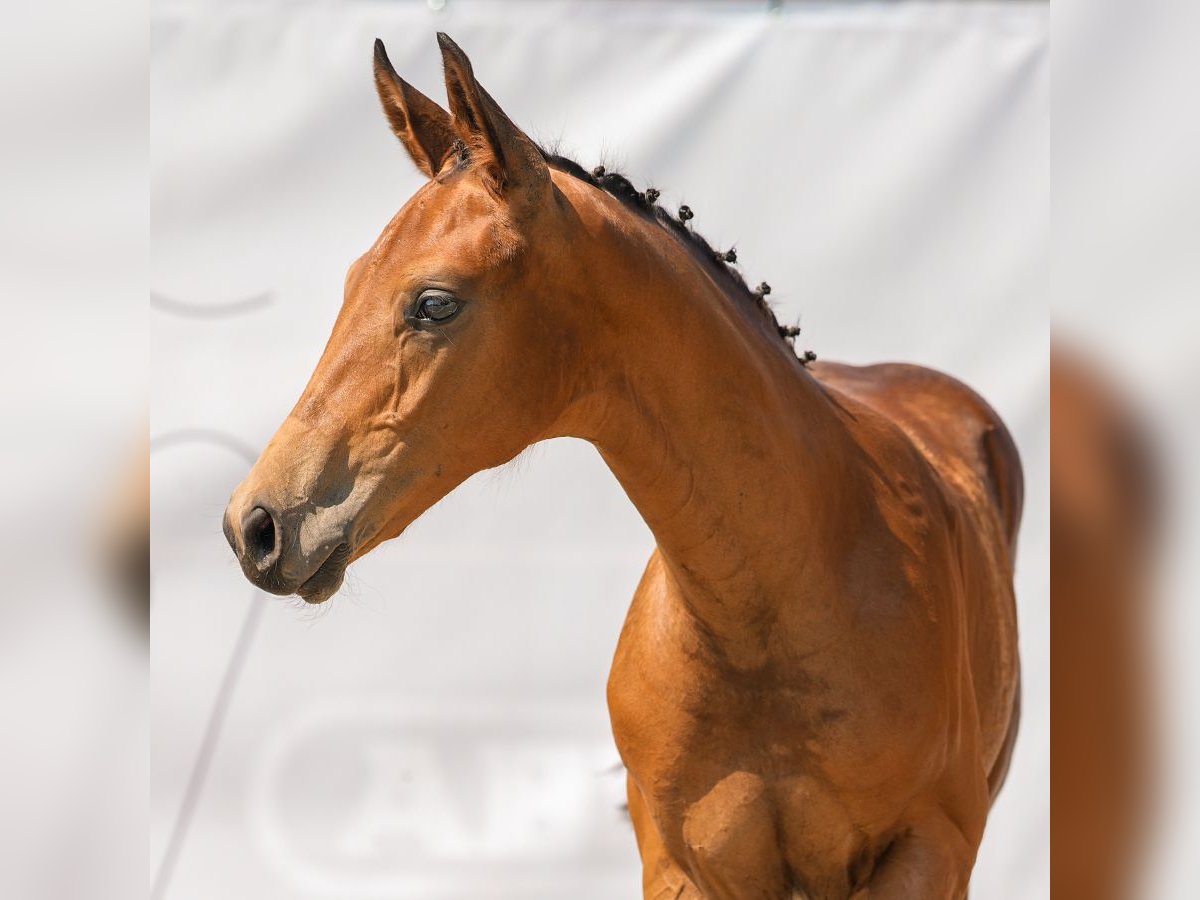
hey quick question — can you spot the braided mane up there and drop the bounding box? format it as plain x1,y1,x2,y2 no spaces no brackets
539,150,815,366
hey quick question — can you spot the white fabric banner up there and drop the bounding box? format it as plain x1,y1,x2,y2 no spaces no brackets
151,2,1048,897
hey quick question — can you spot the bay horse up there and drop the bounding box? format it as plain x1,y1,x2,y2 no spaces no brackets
224,34,1022,899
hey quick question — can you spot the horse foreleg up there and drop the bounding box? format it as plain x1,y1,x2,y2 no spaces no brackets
626,774,705,900
851,814,975,900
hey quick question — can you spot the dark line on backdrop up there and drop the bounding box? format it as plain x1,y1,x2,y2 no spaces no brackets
151,289,274,320
150,591,266,900
150,428,263,899
150,428,259,465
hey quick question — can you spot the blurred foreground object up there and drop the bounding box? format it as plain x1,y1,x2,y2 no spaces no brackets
1051,347,1158,900
1054,0,1200,893
104,447,151,625
0,0,147,895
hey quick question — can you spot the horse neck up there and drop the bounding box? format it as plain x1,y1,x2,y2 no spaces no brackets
554,191,872,667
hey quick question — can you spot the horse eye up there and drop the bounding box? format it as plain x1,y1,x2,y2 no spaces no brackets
415,291,460,323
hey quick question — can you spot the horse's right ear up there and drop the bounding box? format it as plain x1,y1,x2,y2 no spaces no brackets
436,32,549,208
373,39,458,179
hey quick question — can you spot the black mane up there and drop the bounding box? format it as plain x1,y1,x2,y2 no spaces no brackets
539,149,815,366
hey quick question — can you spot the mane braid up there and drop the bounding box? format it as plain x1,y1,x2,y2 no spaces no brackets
537,149,814,366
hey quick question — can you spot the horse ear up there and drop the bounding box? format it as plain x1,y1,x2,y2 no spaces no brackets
373,39,458,179
436,32,549,205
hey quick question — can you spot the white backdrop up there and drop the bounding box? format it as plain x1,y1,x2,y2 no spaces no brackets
151,2,1048,898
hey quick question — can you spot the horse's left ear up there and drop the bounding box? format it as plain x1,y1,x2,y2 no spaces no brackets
436,32,549,208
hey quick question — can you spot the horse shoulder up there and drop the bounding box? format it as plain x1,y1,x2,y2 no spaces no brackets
812,360,1022,784
811,360,1023,560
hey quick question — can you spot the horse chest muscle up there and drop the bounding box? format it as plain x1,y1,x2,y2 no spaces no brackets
606,555,947,885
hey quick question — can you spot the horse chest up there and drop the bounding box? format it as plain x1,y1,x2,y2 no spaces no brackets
606,565,939,895
613,697,872,898
606,578,898,792
607,614,865,880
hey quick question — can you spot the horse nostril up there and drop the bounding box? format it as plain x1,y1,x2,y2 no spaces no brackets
243,506,280,571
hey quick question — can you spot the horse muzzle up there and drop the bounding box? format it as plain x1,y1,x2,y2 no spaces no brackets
222,499,351,603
